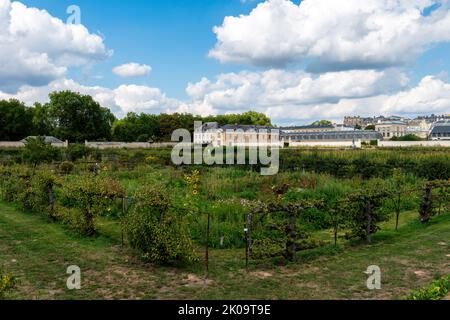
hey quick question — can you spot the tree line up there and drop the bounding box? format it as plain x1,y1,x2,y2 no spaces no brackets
0,91,272,143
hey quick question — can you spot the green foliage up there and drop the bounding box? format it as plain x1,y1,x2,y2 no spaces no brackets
311,120,332,126
60,175,125,235
122,186,197,264
391,134,423,141
59,161,74,174
21,137,60,167
0,165,58,218
340,180,391,243
65,144,93,162
0,99,34,141
405,276,450,300
248,199,324,261
420,180,450,223
45,91,115,142
0,165,30,203
112,111,272,142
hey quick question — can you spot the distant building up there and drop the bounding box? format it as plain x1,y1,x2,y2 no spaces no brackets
430,120,450,140
333,124,356,131
194,122,219,145
219,124,279,147
194,123,279,147
406,120,431,139
280,124,335,133
20,136,64,144
375,121,407,139
282,130,382,143
344,116,372,128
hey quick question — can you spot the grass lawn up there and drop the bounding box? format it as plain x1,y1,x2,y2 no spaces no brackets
0,202,449,300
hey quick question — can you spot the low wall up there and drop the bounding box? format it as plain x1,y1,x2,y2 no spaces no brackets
0,141,68,148
378,140,450,147
288,140,362,148
85,142,178,149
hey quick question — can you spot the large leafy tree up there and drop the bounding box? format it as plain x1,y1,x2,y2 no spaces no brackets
31,102,53,136
45,91,116,142
112,112,161,142
0,99,34,141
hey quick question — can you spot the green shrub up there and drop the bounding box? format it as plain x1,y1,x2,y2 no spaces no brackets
122,186,197,264
21,137,60,167
0,165,29,203
19,169,57,214
59,161,74,174
405,276,450,300
66,144,92,162
60,175,125,235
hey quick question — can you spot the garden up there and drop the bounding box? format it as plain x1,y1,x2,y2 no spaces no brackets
0,142,449,300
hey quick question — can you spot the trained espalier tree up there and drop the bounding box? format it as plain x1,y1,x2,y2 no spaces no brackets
21,137,60,171
60,175,125,235
248,198,323,262
122,186,197,264
419,180,450,224
340,181,391,244
388,169,416,231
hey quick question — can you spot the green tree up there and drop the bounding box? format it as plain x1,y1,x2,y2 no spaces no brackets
112,112,160,142
365,125,376,130
46,91,116,142
311,120,332,127
0,99,34,141
21,137,60,169
391,134,423,141
31,102,53,136
341,181,391,243
388,169,415,231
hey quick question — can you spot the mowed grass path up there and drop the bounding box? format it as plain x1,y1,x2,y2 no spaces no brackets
0,202,449,300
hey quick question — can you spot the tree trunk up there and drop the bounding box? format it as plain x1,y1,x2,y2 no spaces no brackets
334,224,338,246
365,201,372,244
395,193,401,231
285,212,297,262
205,212,210,279
420,185,433,224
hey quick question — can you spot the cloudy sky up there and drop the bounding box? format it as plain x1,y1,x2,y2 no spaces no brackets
1,0,450,125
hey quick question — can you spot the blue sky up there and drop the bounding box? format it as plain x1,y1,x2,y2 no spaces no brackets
2,0,450,124
21,0,268,99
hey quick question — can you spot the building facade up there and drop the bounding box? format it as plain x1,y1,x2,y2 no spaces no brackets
430,121,450,140
194,123,280,147
282,130,382,143
375,121,407,139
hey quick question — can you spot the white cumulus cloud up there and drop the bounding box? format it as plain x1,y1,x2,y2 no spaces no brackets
0,72,448,124
0,0,111,92
209,0,450,71
113,63,152,78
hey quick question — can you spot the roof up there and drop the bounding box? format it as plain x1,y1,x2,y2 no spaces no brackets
221,124,276,132
376,121,407,125
431,125,450,134
282,130,383,141
281,125,334,130
21,136,63,144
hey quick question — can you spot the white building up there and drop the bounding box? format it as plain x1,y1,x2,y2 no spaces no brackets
375,121,407,139
194,122,219,145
